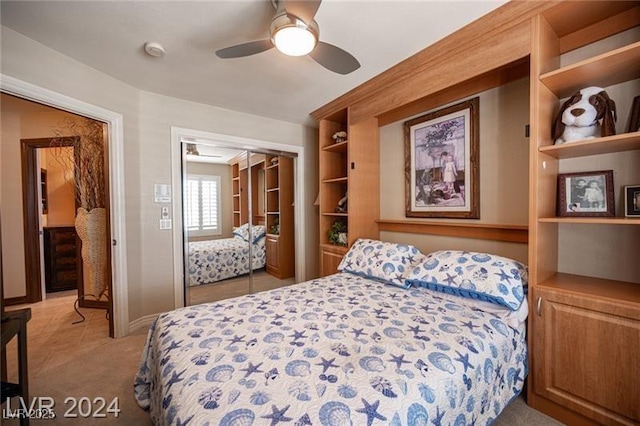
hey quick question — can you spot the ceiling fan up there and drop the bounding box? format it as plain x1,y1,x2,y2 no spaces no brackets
185,143,222,159
215,0,360,75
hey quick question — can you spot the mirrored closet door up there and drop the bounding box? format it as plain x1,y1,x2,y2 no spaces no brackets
181,142,297,306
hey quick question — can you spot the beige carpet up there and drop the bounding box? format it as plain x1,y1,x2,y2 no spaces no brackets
188,269,296,305
4,293,563,425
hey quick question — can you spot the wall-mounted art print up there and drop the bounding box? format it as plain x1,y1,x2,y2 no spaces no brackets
557,170,615,217
404,97,479,218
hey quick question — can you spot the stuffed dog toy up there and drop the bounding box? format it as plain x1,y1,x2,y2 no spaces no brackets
552,86,617,144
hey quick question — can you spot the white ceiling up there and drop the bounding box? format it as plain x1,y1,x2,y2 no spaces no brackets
186,144,245,164
1,0,506,127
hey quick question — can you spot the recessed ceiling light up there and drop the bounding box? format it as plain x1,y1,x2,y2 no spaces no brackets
144,42,166,58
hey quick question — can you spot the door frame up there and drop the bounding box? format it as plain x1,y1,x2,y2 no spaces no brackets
1,74,129,337
21,137,81,304
170,127,307,309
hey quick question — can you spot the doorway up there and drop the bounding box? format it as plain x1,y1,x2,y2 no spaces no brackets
21,137,81,303
1,85,129,337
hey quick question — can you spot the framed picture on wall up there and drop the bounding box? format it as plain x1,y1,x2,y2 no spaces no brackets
404,97,479,218
628,95,640,133
624,185,640,217
557,170,615,217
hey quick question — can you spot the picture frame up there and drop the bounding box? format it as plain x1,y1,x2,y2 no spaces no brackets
404,97,479,218
624,185,640,217
557,170,615,217
628,95,640,133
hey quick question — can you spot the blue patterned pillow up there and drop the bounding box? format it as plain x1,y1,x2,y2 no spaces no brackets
338,239,422,289
233,224,266,243
406,250,528,310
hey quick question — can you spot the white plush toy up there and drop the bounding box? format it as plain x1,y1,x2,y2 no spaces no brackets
552,86,617,144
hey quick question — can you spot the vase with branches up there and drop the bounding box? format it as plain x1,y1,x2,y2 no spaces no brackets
50,117,108,304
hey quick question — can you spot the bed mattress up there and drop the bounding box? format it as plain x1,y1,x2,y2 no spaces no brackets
135,272,527,425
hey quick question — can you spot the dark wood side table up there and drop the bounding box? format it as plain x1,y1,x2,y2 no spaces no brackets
1,308,31,426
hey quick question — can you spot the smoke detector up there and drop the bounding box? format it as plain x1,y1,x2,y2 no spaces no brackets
144,42,166,57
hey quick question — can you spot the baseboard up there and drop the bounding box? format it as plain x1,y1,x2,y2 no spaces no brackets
3,296,28,306
128,313,158,334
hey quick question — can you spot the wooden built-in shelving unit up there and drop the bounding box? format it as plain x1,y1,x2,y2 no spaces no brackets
317,110,380,276
264,155,294,279
528,5,639,425
312,1,639,424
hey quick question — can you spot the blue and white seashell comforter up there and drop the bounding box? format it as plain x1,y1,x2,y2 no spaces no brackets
135,273,527,425
188,237,266,286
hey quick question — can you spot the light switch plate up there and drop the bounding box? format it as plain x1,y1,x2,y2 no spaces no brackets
159,219,172,230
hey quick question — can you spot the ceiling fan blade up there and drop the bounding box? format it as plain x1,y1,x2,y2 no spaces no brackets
215,39,273,59
283,0,322,25
309,41,360,75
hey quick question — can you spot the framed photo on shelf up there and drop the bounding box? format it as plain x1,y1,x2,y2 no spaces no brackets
557,170,615,217
628,95,640,133
404,97,479,218
624,185,640,217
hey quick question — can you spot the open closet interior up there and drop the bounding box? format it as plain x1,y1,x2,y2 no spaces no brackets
182,142,297,306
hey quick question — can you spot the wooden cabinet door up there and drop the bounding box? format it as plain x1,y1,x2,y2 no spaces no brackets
320,247,344,277
265,235,279,276
532,287,640,425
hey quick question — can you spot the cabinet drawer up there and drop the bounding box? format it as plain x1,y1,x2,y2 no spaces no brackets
50,229,76,245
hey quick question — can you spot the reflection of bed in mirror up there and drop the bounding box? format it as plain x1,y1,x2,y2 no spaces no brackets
188,224,266,286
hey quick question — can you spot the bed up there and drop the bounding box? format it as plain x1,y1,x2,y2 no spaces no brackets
188,224,266,286
137,239,528,425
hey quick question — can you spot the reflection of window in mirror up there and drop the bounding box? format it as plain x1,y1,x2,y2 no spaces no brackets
183,145,298,307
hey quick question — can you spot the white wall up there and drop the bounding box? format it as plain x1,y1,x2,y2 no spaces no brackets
42,147,75,226
379,78,530,263
1,26,317,323
1,100,26,298
0,100,82,298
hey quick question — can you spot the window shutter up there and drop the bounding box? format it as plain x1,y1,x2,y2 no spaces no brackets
185,175,221,234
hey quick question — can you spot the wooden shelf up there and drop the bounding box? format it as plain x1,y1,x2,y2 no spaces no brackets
322,140,348,153
266,163,279,170
319,243,349,254
537,272,640,305
322,212,348,217
540,41,640,98
539,131,640,158
538,216,640,225
266,188,279,193
322,177,348,184
377,219,528,243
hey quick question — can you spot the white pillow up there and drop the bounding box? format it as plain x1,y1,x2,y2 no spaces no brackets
406,250,528,310
338,239,423,289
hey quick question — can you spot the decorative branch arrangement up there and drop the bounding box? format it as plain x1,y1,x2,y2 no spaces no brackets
50,117,106,211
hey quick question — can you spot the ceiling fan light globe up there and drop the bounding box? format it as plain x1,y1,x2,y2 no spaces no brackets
273,26,317,56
